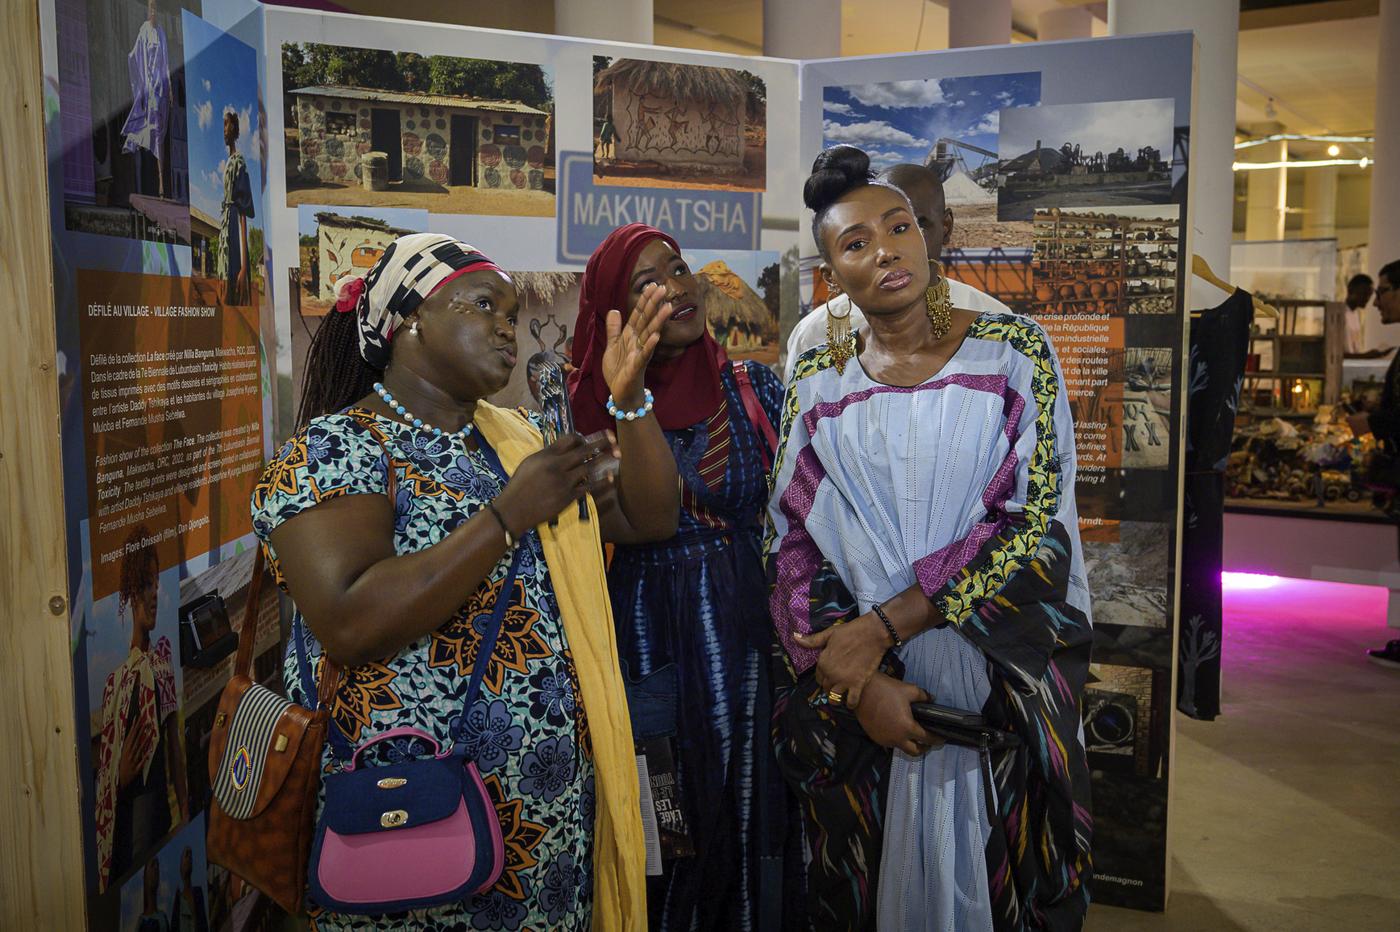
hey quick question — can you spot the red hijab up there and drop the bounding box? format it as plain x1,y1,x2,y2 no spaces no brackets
569,223,727,436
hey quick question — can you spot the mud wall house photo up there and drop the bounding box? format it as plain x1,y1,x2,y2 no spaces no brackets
289,87,550,192
312,211,415,301
592,57,767,192
280,43,556,216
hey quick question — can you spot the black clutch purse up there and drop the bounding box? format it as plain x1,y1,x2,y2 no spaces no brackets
911,702,1021,752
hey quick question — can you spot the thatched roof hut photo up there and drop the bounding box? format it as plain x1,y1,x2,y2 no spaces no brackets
594,59,748,172
698,260,776,359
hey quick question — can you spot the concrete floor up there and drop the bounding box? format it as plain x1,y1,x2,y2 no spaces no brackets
1086,575,1400,931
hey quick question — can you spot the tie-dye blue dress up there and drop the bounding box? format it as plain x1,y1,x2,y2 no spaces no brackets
606,360,805,932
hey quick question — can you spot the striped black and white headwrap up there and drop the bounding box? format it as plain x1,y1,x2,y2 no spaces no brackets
334,233,508,369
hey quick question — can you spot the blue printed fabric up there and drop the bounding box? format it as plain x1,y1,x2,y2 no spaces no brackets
251,408,593,931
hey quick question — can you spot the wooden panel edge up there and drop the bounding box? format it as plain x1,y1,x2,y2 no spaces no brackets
0,0,87,928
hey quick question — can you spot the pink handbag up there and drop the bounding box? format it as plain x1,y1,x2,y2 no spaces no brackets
305,535,524,914
308,727,505,912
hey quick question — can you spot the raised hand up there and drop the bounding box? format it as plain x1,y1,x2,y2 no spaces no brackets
602,282,673,409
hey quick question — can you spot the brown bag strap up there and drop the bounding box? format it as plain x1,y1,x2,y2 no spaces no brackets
238,539,345,705
234,544,267,679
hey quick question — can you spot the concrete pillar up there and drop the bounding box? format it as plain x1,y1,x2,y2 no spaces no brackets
1110,0,1240,306
763,0,840,58
1244,139,1288,242
554,0,652,44
1368,0,1400,348
949,0,1011,48
1038,7,1093,41
1300,166,1337,239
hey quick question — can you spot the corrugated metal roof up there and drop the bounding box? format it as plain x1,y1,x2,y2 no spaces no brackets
290,85,547,116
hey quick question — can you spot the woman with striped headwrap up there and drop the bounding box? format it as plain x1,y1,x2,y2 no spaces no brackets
252,233,678,930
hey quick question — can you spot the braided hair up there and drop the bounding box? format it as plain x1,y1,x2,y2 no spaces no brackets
119,524,159,617
295,297,383,431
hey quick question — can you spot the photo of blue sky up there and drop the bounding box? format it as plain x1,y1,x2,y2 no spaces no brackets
822,72,1041,172
183,12,263,225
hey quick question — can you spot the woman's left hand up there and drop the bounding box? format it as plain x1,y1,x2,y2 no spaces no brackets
794,613,892,709
601,282,672,408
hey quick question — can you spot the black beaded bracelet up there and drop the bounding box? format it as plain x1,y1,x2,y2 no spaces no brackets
485,501,516,549
872,601,903,649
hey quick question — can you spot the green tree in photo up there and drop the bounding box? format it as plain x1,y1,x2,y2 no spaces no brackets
427,59,551,107
758,262,780,318
282,43,552,108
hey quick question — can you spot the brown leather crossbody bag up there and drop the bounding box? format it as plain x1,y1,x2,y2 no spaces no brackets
205,544,342,914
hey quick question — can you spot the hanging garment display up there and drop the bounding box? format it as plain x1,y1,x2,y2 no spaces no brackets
1178,288,1253,720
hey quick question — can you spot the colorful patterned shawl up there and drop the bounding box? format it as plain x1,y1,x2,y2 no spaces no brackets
764,313,1094,930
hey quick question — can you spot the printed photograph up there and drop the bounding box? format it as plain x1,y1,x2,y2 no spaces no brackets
184,12,263,306
997,98,1176,221
56,0,201,244
1031,205,1181,316
1083,663,1154,776
292,205,428,318
592,57,767,192
488,272,582,414
282,43,555,216
1120,346,1174,470
821,72,1040,248
942,248,1035,313
1082,522,1169,629
81,531,188,894
117,813,209,932
683,249,781,366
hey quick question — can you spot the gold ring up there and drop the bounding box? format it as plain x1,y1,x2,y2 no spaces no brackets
826,689,845,707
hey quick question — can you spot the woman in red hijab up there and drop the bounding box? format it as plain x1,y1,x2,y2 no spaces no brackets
569,224,804,930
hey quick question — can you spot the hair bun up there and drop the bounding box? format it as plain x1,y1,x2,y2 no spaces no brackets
803,145,873,214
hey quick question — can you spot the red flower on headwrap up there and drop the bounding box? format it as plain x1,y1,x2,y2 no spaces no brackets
334,276,366,313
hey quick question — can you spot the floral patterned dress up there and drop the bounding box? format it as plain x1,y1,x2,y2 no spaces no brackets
251,408,594,931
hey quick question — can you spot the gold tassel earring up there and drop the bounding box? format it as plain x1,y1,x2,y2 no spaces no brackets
926,259,952,340
825,285,856,375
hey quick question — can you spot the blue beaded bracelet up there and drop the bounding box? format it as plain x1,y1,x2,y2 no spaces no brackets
606,389,655,422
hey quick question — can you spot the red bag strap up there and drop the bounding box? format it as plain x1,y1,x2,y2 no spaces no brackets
731,360,777,473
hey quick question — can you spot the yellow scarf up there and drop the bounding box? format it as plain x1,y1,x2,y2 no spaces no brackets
474,403,645,931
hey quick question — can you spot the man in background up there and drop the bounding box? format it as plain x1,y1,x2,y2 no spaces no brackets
783,162,1010,381
1346,260,1400,668
1344,273,1389,358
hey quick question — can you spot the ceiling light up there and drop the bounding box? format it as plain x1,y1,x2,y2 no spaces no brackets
1235,134,1372,150
1265,98,1277,119
1327,144,1341,157
1233,158,1371,171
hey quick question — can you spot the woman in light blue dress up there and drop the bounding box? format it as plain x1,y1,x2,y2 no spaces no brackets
766,146,1093,931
